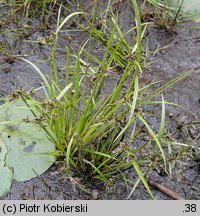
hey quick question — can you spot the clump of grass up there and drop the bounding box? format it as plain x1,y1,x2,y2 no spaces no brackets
7,0,196,199
15,1,154,198
5,0,58,18
143,0,185,32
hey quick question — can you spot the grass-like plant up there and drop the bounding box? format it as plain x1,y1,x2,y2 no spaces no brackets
7,0,195,199
4,0,58,17
145,0,185,32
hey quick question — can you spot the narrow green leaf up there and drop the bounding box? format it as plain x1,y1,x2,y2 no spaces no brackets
143,68,195,101
137,113,166,169
56,83,73,100
66,135,74,176
131,159,154,199
83,159,106,181
129,75,138,120
157,95,165,142
56,12,84,34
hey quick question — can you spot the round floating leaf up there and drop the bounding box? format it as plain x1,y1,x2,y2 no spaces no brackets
0,138,13,197
0,166,13,197
181,0,200,15
171,0,200,18
0,99,55,182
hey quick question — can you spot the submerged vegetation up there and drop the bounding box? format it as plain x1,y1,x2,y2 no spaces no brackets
0,0,199,199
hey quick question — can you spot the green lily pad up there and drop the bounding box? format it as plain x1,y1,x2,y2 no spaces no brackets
181,0,200,15
171,0,200,18
0,99,55,183
0,138,13,197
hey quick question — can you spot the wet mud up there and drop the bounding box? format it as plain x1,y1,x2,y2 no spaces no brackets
0,0,199,199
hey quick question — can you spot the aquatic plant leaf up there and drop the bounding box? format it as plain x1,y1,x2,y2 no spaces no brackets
149,0,200,18
0,138,13,197
175,0,200,16
0,99,55,182
0,165,13,197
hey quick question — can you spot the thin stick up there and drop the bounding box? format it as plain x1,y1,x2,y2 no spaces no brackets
147,178,185,200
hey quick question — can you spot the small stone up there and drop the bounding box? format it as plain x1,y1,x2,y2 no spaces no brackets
92,189,99,200
188,125,199,139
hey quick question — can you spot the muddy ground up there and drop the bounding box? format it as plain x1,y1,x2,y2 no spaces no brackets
0,0,199,199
